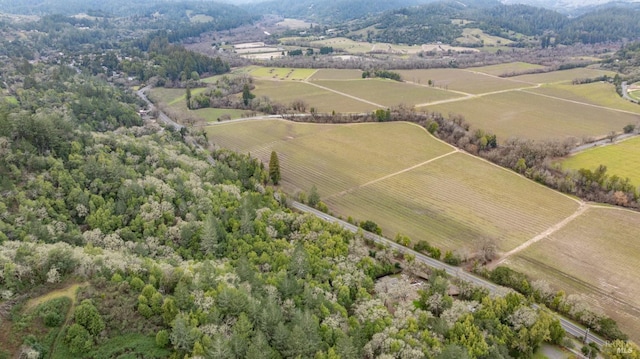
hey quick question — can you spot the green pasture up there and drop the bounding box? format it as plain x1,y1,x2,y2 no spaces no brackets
398,68,529,94
326,152,579,253
425,91,638,141
312,79,464,107
506,207,640,342
196,108,249,122
561,136,640,187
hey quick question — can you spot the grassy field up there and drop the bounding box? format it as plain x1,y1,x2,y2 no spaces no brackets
397,68,529,94
510,68,616,84
528,82,640,114
325,152,579,252
425,91,639,141
252,79,376,113
249,67,317,80
468,62,545,76
207,120,454,197
196,108,249,122
561,136,640,187
309,69,364,80
310,37,374,53
311,79,464,107
456,28,513,46
505,207,640,342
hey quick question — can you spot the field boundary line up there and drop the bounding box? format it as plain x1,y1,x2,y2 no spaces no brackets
403,80,471,96
303,80,386,107
462,69,537,85
493,203,590,267
414,84,541,108
520,89,640,115
325,149,458,199
306,69,319,81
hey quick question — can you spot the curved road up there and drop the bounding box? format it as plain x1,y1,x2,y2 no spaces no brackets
136,85,606,347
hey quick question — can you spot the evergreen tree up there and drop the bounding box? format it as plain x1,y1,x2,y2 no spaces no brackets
269,151,281,185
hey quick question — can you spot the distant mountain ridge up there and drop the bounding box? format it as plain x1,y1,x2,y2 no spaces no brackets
500,0,640,13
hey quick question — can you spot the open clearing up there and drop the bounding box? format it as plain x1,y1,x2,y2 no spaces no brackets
504,207,640,342
325,152,579,252
456,28,513,47
561,136,640,187
397,68,530,94
310,37,374,53
252,79,376,113
207,120,454,196
425,90,639,141
207,120,578,253
24,283,84,311
311,79,464,108
528,82,640,113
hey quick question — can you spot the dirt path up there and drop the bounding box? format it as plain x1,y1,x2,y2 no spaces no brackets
491,203,590,267
303,80,386,107
326,149,458,199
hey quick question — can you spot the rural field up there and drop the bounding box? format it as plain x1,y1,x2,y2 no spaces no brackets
468,62,545,76
425,90,639,141
528,82,640,114
309,69,364,80
325,152,579,252
251,79,376,113
148,87,249,121
561,136,640,187
249,67,317,80
397,68,530,94
456,28,514,47
310,78,464,107
207,120,580,254
310,37,375,53
510,67,616,84
504,207,640,342
207,120,454,196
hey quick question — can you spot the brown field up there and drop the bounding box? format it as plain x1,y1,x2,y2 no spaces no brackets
510,68,617,84
309,69,364,80
325,152,579,252
311,79,464,107
425,91,639,141
397,68,531,94
468,62,545,76
252,79,376,113
505,207,640,342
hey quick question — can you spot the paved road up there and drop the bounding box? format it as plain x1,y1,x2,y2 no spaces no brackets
622,81,639,104
136,86,216,166
291,201,605,346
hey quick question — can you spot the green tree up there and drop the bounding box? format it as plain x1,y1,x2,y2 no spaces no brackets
308,185,320,207
242,84,255,107
186,86,192,109
74,299,105,336
269,151,281,185
65,323,92,354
